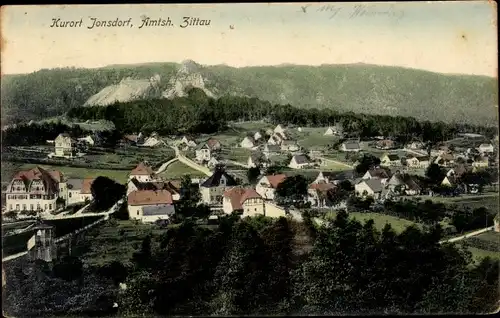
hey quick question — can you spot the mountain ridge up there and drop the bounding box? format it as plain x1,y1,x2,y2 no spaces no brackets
1,61,497,127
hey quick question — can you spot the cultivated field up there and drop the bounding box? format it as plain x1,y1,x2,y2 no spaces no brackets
324,211,420,233
158,161,206,179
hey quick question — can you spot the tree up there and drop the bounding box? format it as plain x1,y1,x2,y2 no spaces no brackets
265,165,284,175
275,175,308,206
246,167,261,185
90,176,126,211
355,154,381,175
426,163,445,185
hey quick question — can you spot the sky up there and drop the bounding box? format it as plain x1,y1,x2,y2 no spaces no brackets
1,2,497,77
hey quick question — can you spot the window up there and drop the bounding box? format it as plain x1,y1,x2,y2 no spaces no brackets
30,204,34,211
15,204,20,210
137,211,139,216
69,192,72,198
49,204,52,210
22,204,26,211
254,208,257,211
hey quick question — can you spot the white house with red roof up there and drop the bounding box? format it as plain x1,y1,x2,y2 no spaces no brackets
255,174,287,200
5,166,66,213
129,162,155,182
222,187,265,217
127,189,176,223
65,178,95,205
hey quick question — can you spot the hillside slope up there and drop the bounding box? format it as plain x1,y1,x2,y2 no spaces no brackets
1,62,497,126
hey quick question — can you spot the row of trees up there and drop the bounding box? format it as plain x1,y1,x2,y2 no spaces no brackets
67,88,497,143
4,212,498,316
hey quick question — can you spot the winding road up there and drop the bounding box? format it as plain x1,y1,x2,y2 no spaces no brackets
156,145,212,177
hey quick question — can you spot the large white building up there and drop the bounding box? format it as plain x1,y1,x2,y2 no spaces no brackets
222,187,265,217
127,190,176,223
65,178,94,205
5,166,64,213
129,162,155,182
54,133,76,158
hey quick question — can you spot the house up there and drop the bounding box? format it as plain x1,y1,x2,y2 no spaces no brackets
494,214,499,232
446,164,469,179
477,143,494,154
222,187,265,217
362,167,392,182
127,190,176,223
206,138,222,151
195,143,212,163
254,131,263,141
385,173,421,196
127,178,181,201
180,136,197,148
129,162,155,182
406,156,430,169
340,141,361,152
406,141,425,150
297,127,303,132
441,176,458,187
65,178,94,205
355,179,384,199
267,134,283,146
274,124,286,135
77,135,98,147
472,156,489,169
199,167,238,205
5,166,65,213
247,153,268,168
380,153,402,167
121,134,140,146
324,123,343,136
281,140,300,152
313,170,355,185
240,136,255,149
54,133,76,158
288,155,312,169
262,144,280,158
256,174,287,200
308,183,337,208
375,139,396,150
142,136,165,147
207,157,221,169
434,153,455,167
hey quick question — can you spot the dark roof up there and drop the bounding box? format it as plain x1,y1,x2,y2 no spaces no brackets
201,168,238,188
264,144,280,152
343,141,360,149
386,154,400,161
130,178,179,194
66,178,83,190
142,204,176,216
292,155,310,164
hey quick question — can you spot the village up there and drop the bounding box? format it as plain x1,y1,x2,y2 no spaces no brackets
2,121,499,238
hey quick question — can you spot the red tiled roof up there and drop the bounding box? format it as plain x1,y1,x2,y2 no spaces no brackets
309,183,336,193
207,138,220,149
12,166,62,193
266,174,287,188
81,178,95,194
223,187,262,210
130,162,154,176
128,190,173,206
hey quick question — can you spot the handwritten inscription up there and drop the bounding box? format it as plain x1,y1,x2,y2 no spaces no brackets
301,4,404,21
49,16,211,29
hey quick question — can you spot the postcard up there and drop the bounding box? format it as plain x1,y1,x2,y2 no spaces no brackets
1,2,498,317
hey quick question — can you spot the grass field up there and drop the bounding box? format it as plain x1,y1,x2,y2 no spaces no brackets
220,148,253,163
158,161,206,179
294,127,339,150
324,211,421,233
474,231,500,243
465,246,499,263
429,194,499,213
320,160,353,171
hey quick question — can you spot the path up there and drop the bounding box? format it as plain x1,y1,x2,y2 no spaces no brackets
316,156,354,168
224,159,249,169
155,157,179,174
404,148,428,157
439,226,494,244
165,145,212,177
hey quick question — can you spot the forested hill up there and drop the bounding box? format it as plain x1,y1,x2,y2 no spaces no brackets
1,61,497,126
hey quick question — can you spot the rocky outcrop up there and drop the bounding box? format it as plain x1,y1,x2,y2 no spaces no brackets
162,60,216,99
84,75,162,106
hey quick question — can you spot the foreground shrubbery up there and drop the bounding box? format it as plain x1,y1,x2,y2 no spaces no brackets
3,212,499,316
